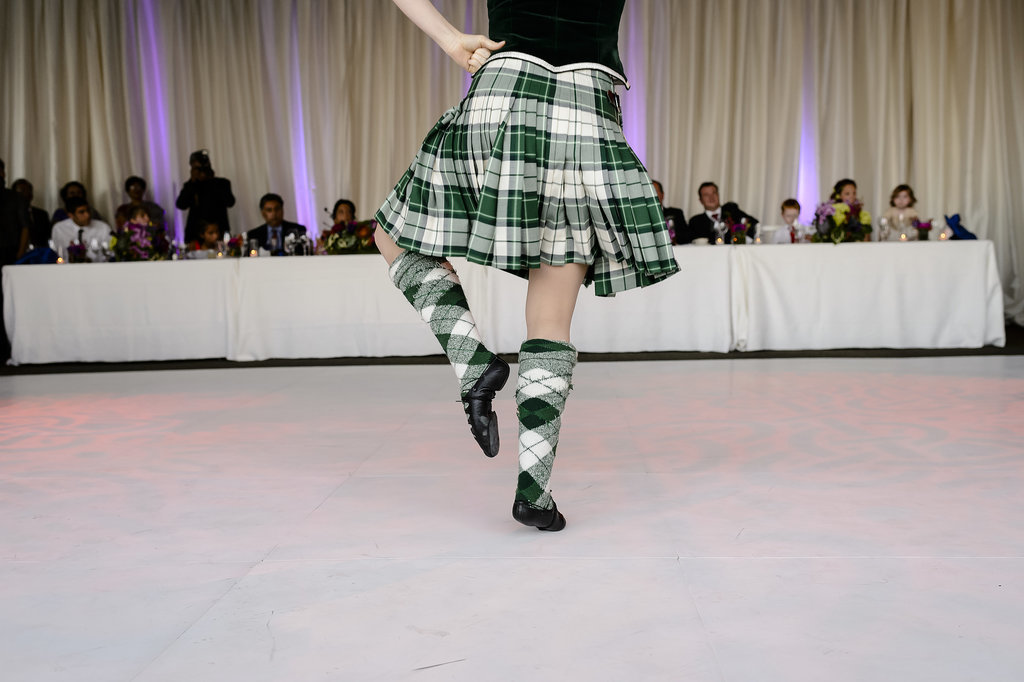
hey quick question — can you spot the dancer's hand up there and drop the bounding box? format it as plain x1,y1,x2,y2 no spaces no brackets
445,33,505,74
391,0,503,74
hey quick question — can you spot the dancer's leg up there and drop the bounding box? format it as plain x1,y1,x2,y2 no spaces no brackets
524,262,588,341
513,263,587,531
374,224,406,266
377,225,509,456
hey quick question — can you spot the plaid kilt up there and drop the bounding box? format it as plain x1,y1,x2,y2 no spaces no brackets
374,55,679,297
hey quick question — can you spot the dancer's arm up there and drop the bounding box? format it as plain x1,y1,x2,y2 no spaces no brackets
392,0,504,73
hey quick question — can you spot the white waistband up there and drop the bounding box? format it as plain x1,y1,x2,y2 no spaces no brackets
483,51,630,89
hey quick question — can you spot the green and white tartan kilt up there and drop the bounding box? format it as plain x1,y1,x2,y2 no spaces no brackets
374,55,679,297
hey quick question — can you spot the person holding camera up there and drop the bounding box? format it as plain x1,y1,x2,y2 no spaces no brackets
175,149,236,244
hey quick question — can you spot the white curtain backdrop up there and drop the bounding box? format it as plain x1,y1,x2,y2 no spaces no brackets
2,0,1022,323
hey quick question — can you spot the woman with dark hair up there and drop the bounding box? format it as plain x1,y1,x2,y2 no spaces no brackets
175,150,235,243
373,0,678,531
332,199,356,225
830,178,858,204
114,176,166,230
816,178,871,242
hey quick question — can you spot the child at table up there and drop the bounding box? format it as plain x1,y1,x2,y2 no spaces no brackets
197,219,222,251
764,198,812,243
881,184,920,241
125,205,150,228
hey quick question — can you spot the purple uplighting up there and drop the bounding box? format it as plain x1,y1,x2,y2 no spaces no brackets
287,3,315,239
795,36,819,225
619,5,647,166
462,2,475,95
140,0,180,243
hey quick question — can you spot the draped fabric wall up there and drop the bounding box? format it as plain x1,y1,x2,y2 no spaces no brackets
2,0,1022,322
621,1,805,235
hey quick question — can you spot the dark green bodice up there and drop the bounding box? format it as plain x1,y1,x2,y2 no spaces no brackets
487,0,626,78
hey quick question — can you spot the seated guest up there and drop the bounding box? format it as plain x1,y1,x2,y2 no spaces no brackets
51,197,112,262
825,178,871,242
652,180,687,244
124,204,152,228
10,178,51,248
832,178,858,204
880,184,920,241
679,181,757,244
197,218,223,251
51,181,104,224
763,198,812,243
248,193,306,254
114,176,166,230
332,198,356,224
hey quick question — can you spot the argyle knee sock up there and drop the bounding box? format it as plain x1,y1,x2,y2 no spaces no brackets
389,250,495,394
515,339,577,509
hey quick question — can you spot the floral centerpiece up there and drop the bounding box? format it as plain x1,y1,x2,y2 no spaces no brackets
913,219,932,241
318,219,378,255
110,217,172,261
66,242,89,263
226,234,245,257
722,202,755,244
812,200,872,244
728,217,753,244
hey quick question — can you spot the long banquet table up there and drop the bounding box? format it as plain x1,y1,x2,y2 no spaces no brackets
2,241,1005,364
730,241,1006,351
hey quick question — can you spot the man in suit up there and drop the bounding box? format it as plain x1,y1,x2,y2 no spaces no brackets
11,179,53,248
652,180,687,245
679,181,757,244
248,193,307,255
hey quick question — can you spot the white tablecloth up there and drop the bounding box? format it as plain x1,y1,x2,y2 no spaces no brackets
2,242,1005,364
231,246,732,359
3,260,237,364
483,246,734,354
730,241,1006,351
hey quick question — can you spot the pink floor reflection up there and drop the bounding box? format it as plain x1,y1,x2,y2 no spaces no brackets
1,356,1023,681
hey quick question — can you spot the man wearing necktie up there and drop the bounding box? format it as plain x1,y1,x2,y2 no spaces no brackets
50,197,112,261
678,181,758,244
247,193,307,255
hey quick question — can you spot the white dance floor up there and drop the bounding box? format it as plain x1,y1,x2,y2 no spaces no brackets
2,356,1023,681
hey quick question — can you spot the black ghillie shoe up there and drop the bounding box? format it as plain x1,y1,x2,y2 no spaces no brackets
512,499,567,532
461,356,510,458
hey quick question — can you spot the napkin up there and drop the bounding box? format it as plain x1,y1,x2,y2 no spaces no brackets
946,214,977,240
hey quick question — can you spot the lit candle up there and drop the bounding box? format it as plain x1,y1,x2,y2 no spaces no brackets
216,251,224,259
250,249,258,257
56,257,65,264
939,232,947,240
716,237,723,245
899,233,907,241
